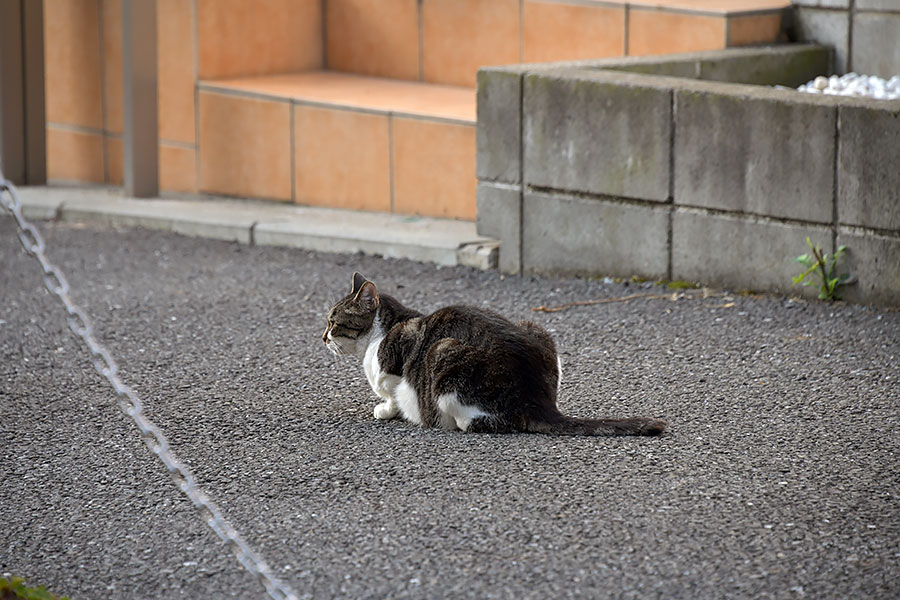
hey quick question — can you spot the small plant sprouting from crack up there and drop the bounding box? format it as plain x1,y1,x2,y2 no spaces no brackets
0,576,69,600
792,237,850,301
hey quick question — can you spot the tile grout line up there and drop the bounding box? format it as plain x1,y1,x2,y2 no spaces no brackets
46,122,106,136
518,72,525,276
417,0,424,82
832,107,840,254
519,0,524,63
321,0,328,68
724,13,731,48
667,89,676,282
97,0,109,185
290,103,296,204
192,0,201,194
527,181,856,233
624,3,630,56
194,85,474,127
388,114,395,213
846,0,855,73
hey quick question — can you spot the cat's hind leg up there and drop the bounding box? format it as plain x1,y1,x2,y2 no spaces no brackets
427,338,514,432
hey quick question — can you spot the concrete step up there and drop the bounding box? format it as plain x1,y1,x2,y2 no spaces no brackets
198,71,477,220
11,186,498,270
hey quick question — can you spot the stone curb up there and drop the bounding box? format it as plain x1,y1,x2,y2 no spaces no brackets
11,186,498,270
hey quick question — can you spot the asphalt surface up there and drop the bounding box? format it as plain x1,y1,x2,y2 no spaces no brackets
1,217,898,600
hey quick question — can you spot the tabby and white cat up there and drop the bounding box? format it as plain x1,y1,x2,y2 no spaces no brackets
323,273,666,436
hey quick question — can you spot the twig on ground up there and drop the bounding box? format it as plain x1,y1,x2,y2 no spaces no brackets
531,288,721,313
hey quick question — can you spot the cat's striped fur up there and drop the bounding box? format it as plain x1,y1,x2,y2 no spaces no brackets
323,273,666,436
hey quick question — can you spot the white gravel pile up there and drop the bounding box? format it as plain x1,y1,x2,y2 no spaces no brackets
795,73,900,100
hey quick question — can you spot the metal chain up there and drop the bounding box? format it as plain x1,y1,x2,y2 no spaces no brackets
1,179,298,600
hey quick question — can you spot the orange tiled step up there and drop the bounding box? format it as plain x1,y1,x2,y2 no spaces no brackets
197,72,477,220
625,0,790,56
325,0,791,86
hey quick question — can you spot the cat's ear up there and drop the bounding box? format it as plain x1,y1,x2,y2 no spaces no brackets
355,281,379,311
351,272,367,294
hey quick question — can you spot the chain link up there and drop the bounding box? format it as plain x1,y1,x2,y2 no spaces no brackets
1,179,298,600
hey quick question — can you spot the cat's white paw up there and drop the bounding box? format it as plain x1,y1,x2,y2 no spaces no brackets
374,401,399,420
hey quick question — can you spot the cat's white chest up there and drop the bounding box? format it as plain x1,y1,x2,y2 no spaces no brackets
363,335,422,425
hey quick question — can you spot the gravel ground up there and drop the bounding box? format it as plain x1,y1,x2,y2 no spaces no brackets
1,217,898,600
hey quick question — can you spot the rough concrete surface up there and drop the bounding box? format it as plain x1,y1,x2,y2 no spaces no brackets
793,7,850,74
673,88,835,224
523,71,671,202
850,12,900,79
476,68,523,184
1,217,898,600
838,102,900,232
476,181,522,274
671,210,833,300
523,191,669,280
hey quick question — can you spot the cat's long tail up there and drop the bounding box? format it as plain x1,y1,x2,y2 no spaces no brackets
527,414,666,436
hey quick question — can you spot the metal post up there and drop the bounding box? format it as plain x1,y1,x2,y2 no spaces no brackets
23,0,46,184
0,0,25,183
0,0,46,185
122,0,158,197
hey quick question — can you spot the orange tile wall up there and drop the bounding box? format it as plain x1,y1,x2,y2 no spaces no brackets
294,105,393,212
198,91,292,201
196,0,323,80
42,0,788,216
523,1,626,63
327,0,420,81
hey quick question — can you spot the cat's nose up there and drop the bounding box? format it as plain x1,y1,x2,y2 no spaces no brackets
321,328,328,343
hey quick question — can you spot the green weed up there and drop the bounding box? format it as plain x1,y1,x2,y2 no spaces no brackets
792,237,849,301
0,576,69,600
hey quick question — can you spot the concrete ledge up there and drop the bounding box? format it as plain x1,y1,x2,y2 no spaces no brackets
672,210,832,297
476,181,521,274
45,189,255,243
524,70,672,202
850,12,900,78
11,186,495,269
674,85,836,223
476,68,523,184
16,188,63,220
476,44,898,305
253,209,487,267
600,45,830,88
794,8,850,73
838,229,900,306
522,191,669,279
838,102,900,231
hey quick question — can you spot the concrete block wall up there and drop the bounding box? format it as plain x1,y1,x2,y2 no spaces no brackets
477,45,900,306
792,0,900,76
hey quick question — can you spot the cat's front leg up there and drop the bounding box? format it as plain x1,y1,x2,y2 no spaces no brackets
374,399,400,420
372,375,401,420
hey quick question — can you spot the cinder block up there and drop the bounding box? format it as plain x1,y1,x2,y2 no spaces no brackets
477,67,524,184
604,60,698,79
698,45,831,87
793,7,849,73
674,87,836,223
523,70,672,202
855,0,900,11
522,190,669,279
838,102,900,232
851,13,900,78
672,209,833,296
837,230,900,307
476,181,521,274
